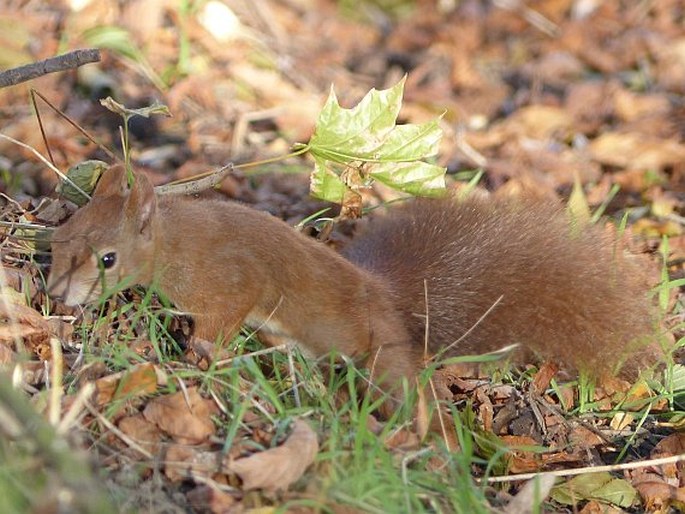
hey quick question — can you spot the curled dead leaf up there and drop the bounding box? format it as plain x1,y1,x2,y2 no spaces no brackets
0,298,50,359
164,445,221,482
186,485,237,513
94,362,160,407
589,132,685,170
633,481,685,512
384,426,421,451
230,419,318,493
613,89,670,123
117,414,164,455
506,474,556,514
0,343,14,364
568,425,605,449
143,387,217,444
505,105,573,140
648,432,685,484
531,362,560,395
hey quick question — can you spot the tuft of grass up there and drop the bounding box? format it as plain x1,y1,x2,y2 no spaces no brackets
61,292,498,512
18,266,683,513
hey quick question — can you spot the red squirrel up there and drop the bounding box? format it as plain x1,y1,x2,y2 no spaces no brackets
48,164,656,405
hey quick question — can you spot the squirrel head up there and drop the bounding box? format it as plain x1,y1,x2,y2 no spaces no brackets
48,164,157,306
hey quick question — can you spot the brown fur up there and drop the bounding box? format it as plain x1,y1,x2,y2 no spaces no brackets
49,165,657,410
48,165,420,403
342,198,656,375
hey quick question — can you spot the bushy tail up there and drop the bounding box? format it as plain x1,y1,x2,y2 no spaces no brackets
342,196,660,376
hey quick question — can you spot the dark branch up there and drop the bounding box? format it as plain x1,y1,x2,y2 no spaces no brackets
0,48,101,88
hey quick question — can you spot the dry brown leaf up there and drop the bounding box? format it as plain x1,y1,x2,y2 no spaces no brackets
95,362,160,407
503,433,587,473
0,343,15,364
384,427,421,451
568,425,605,449
365,414,384,435
489,175,554,202
164,445,221,482
554,384,575,412
0,298,50,359
613,89,671,123
184,336,233,371
522,51,585,87
595,375,632,397
613,168,657,193
506,474,557,514
539,450,585,468
186,485,237,514
143,387,217,444
619,380,663,412
648,432,685,485
121,0,166,44
634,481,685,513
590,132,685,170
564,81,611,132
117,413,164,455
631,218,682,238
504,105,574,140
609,412,634,431
532,362,560,394
501,435,542,473
46,318,74,342
1,267,38,298
655,36,685,93
20,360,48,386
475,387,494,433
490,384,519,402
230,419,318,493
517,144,602,188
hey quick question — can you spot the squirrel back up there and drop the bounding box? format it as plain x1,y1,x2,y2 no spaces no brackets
342,196,656,375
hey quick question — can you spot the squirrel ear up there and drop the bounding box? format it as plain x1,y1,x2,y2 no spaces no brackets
93,164,129,198
95,164,156,236
128,169,157,237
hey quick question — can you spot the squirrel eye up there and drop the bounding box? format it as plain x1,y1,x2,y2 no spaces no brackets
101,252,117,269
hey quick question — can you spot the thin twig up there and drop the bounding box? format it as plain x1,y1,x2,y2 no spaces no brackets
48,337,63,426
429,376,456,452
431,295,504,360
85,401,153,459
422,278,430,359
57,382,95,436
216,343,290,367
31,89,118,162
486,452,685,483
155,163,235,195
0,133,90,201
455,129,488,168
0,49,101,88
30,89,55,165
287,346,301,408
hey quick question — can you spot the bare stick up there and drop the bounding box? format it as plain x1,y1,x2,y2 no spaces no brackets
31,89,118,162
155,163,235,196
486,452,685,484
430,294,504,361
0,49,101,88
0,133,90,201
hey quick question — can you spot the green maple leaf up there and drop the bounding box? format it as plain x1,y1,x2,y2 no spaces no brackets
298,76,447,203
